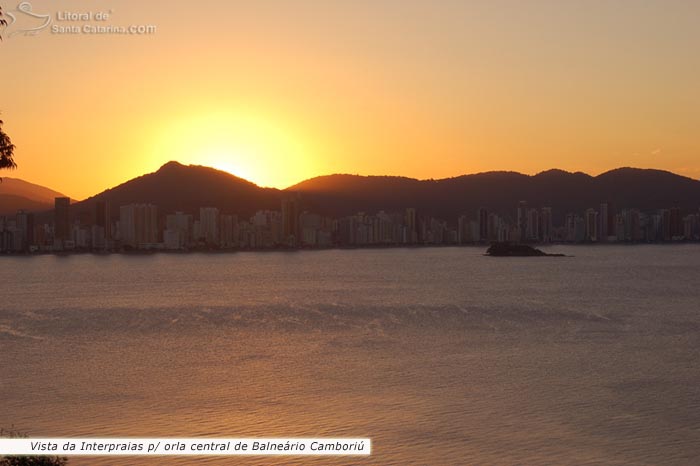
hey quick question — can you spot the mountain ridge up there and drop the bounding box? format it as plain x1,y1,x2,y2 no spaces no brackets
0,177,71,215
4,164,700,224
287,166,700,221
71,161,281,221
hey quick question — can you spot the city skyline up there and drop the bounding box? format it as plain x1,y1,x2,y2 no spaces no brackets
2,1,699,199
2,188,698,254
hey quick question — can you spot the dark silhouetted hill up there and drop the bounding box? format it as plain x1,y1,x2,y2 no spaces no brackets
0,177,70,215
288,168,700,221
36,163,700,224
72,162,282,222
0,194,56,215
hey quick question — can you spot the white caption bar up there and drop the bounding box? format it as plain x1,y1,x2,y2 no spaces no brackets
0,438,371,456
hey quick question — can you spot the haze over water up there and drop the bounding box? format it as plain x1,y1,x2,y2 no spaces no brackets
1,246,699,465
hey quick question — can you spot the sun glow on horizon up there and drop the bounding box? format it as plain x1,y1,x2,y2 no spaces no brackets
149,111,320,188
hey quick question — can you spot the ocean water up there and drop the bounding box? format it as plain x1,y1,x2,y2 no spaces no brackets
1,246,699,465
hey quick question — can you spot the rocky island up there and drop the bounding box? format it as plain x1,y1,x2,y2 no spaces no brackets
486,242,566,257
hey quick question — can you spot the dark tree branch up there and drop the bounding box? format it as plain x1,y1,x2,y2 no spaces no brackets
0,118,17,170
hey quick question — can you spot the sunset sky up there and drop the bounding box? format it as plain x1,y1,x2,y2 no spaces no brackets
1,0,699,199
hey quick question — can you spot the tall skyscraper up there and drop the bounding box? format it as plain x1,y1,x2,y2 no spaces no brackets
95,200,111,240
565,213,577,242
282,195,300,245
220,214,236,248
517,201,528,242
54,197,70,242
670,207,682,238
488,213,504,242
661,209,671,241
598,202,609,241
478,208,489,242
166,212,193,248
405,208,417,243
457,215,467,244
585,208,598,242
16,210,34,251
622,209,642,242
119,204,158,248
199,207,220,246
526,208,540,242
540,207,552,243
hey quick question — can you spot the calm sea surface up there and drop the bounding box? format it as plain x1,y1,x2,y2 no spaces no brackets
1,246,699,465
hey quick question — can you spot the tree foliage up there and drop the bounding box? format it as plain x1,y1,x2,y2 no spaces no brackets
1,6,7,40
0,428,67,466
0,119,17,170
1,5,18,170
0,457,68,466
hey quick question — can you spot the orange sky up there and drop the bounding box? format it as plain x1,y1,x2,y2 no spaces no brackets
1,0,699,200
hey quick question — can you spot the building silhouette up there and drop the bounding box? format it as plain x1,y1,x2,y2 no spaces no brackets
281,195,301,246
517,201,528,242
199,207,220,246
119,204,158,248
478,208,489,242
54,197,71,244
95,200,111,240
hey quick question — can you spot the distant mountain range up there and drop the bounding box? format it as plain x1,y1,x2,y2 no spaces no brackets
0,177,70,215
290,168,700,221
3,163,700,223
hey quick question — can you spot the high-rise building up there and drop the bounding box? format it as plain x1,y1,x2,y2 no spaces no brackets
683,214,700,240
616,214,625,242
585,208,598,242
575,215,586,242
15,210,34,252
299,211,323,247
338,216,357,245
526,208,540,242
540,207,552,243
517,201,528,242
54,197,71,242
457,215,467,244
565,213,577,242
429,217,446,244
405,208,417,243
661,209,671,241
282,195,300,245
220,214,236,248
119,204,158,248
622,209,642,242
488,213,504,242
165,212,193,249
477,208,489,242
670,207,683,239
95,200,111,240
598,203,609,241
199,207,220,246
